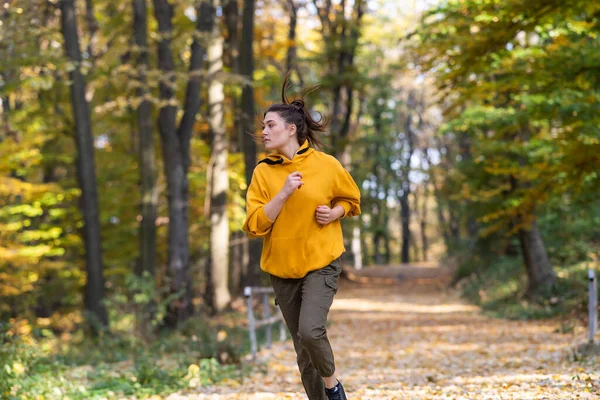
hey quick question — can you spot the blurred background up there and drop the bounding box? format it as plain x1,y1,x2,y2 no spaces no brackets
1,0,599,397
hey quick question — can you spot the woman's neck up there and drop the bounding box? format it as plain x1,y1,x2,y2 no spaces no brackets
278,140,300,160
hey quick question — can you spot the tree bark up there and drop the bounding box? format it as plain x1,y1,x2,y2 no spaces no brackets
424,146,450,249
419,167,429,262
241,0,261,287
85,0,98,61
133,0,157,279
223,0,239,75
519,220,555,294
206,0,232,314
223,0,241,155
285,0,303,85
373,231,382,265
222,0,246,295
399,92,416,264
229,231,243,293
153,0,209,326
319,0,363,159
399,186,411,263
59,0,108,331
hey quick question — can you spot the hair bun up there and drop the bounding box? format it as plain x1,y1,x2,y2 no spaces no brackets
290,99,305,110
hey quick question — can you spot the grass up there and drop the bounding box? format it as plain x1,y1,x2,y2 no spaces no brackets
457,255,594,320
1,310,284,400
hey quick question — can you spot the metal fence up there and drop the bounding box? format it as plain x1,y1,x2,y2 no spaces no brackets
244,286,286,358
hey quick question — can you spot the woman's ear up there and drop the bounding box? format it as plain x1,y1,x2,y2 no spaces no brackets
288,124,297,136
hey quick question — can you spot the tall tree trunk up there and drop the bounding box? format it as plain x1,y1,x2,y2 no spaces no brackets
59,0,108,331
384,222,391,264
133,0,157,279
373,232,382,265
241,0,261,287
313,0,364,269
229,231,243,293
322,0,364,159
399,92,416,264
360,215,369,266
223,0,246,295
420,180,429,262
351,225,362,269
206,0,232,313
285,0,303,85
1,94,10,141
399,186,410,263
223,0,239,75
519,220,555,294
85,0,98,61
153,0,208,326
424,147,450,250
510,138,555,295
223,0,240,154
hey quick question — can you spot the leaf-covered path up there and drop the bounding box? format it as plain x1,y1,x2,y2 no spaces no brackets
172,264,599,399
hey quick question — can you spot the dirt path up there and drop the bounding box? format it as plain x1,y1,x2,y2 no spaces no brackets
170,264,599,399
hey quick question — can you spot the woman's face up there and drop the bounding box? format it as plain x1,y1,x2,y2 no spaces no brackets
262,111,295,151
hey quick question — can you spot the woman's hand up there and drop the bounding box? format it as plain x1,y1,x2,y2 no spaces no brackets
316,205,344,225
279,171,304,199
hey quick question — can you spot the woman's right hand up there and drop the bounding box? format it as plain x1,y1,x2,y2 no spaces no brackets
280,171,304,199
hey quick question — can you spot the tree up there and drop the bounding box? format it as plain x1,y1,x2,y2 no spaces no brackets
285,0,303,85
410,0,600,291
240,0,262,287
152,0,210,326
133,0,157,279
313,0,365,163
59,0,108,331
206,0,232,313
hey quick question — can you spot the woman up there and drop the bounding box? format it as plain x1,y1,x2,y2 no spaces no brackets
242,75,360,400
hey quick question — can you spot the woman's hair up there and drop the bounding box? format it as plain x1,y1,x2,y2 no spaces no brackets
263,72,327,149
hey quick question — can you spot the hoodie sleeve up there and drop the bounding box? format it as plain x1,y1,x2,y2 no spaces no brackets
243,169,275,238
331,162,361,218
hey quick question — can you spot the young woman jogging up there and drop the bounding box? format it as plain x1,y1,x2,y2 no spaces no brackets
243,76,361,400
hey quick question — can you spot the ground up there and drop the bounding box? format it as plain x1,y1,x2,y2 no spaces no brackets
165,263,600,399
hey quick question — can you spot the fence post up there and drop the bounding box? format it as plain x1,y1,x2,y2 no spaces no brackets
263,293,272,348
245,286,258,358
589,270,597,344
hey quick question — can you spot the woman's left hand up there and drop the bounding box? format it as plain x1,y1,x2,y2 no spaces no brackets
315,205,336,225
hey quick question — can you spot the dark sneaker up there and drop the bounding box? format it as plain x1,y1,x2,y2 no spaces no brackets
325,381,347,400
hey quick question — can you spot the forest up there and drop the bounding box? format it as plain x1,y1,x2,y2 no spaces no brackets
1,0,599,398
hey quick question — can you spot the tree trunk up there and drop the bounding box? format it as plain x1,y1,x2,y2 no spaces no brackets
223,0,241,154
59,0,108,331
223,0,246,295
399,92,416,264
153,0,208,326
373,232,382,265
519,220,555,295
424,147,450,249
285,0,303,85
229,231,243,293
400,187,410,264
133,0,157,279
384,227,391,264
420,182,429,262
241,0,261,287
85,0,98,61
207,1,232,314
351,225,362,269
323,0,364,159
223,0,239,75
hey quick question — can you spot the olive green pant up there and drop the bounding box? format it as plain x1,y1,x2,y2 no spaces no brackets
270,257,342,400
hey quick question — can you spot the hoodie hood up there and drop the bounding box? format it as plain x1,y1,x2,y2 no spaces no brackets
258,140,314,166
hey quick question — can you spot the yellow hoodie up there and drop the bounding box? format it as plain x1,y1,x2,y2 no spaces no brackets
243,140,361,279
